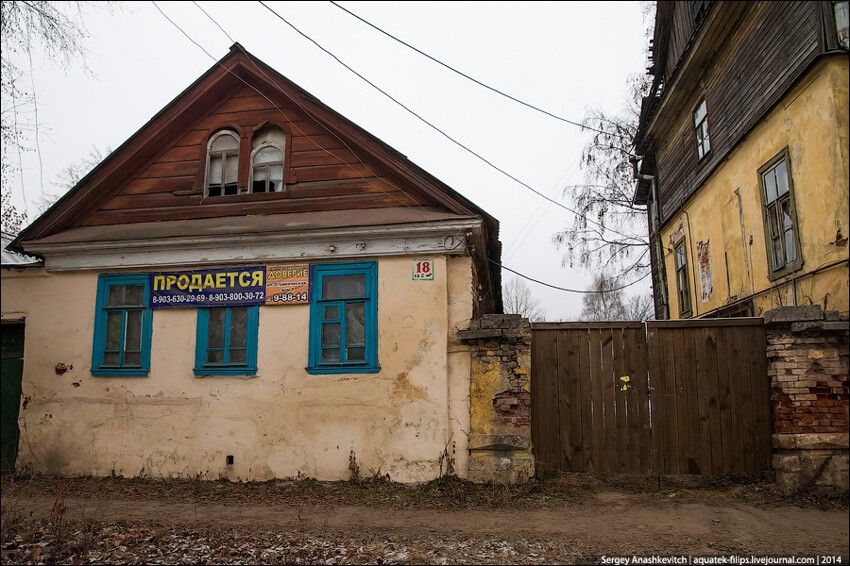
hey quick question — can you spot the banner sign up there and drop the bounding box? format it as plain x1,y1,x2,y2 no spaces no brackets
265,264,310,305
150,267,265,308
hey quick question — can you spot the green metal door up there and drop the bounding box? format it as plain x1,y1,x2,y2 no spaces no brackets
1,323,25,470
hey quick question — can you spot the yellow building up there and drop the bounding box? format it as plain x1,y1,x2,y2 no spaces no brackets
634,1,849,319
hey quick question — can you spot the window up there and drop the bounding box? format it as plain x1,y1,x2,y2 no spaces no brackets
91,274,153,376
759,149,802,278
206,130,240,197
250,126,285,193
674,240,692,317
194,306,259,376
308,262,379,374
693,99,710,160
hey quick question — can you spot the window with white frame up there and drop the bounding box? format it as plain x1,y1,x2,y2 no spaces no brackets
250,126,285,193
206,130,240,197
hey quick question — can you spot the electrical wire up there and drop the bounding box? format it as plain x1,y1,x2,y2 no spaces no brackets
328,0,630,141
257,0,644,244
157,1,643,297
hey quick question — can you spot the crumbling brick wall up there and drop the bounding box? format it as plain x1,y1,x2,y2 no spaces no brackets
765,306,849,493
458,314,533,484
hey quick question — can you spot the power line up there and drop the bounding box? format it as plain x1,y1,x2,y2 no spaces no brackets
490,257,652,294
257,0,644,245
157,1,640,297
328,0,630,141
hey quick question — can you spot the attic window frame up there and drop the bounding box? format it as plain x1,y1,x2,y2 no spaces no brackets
204,130,241,197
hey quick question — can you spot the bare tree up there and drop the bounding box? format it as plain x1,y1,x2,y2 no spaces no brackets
623,293,654,322
1,1,112,231
503,276,544,321
1,190,26,234
553,2,655,283
580,274,628,322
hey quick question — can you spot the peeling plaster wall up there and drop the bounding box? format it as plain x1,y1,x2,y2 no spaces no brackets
0,255,473,483
661,56,849,318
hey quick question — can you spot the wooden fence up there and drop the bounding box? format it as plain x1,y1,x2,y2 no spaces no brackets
531,318,771,475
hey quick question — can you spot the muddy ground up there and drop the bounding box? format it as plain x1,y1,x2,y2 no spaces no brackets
1,473,848,564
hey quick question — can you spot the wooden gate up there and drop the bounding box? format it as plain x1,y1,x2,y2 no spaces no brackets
531,318,772,475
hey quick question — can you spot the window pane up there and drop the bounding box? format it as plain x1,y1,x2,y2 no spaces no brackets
322,323,340,348
209,155,223,185
346,303,365,347
108,285,144,307
784,229,797,263
763,170,777,203
269,166,283,192
211,134,239,152
701,128,710,154
781,200,793,230
675,245,685,268
124,352,140,366
767,204,780,238
773,237,784,268
224,155,238,185
229,349,246,365
775,160,789,196
323,274,366,299
347,347,365,362
229,308,247,349
207,309,226,349
125,310,142,351
207,350,224,364
106,312,122,351
254,146,282,165
324,305,339,320
252,166,267,193
103,352,120,366
693,100,706,125
322,348,340,362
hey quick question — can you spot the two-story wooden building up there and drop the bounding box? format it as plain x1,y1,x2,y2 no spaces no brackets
633,1,849,319
1,44,503,482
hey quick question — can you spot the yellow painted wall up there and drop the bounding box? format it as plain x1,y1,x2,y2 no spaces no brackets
661,56,849,318
0,255,474,482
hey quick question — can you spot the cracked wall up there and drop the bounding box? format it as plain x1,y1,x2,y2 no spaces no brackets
0,255,474,483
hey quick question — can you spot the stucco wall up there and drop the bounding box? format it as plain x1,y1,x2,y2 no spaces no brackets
0,255,473,483
661,56,849,319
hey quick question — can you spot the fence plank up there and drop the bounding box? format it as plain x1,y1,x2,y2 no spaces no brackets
695,328,714,475
590,328,605,474
579,329,595,472
704,328,724,474
601,328,618,473
566,330,584,471
750,324,771,472
613,328,629,473
714,326,735,474
647,325,667,474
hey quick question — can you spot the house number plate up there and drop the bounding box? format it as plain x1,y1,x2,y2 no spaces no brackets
413,259,434,280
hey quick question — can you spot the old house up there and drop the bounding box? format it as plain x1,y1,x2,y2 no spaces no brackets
1,44,504,482
633,1,849,320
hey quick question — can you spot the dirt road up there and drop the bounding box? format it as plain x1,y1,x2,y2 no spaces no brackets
2,475,848,564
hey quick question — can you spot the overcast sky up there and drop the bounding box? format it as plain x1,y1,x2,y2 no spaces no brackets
6,1,652,320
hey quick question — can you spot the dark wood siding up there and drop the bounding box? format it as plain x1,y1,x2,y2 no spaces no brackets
653,1,821,225
84,85,430,226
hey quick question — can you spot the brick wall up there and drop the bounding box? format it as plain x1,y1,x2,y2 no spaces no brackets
765,305,849,493
458,314,534,484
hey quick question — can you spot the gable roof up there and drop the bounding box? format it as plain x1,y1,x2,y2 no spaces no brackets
13,43,498,245
11,44,501,310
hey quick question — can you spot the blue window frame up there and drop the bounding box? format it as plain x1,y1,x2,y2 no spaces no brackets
194,306,259,376
91,274,153,376
308,261,379,374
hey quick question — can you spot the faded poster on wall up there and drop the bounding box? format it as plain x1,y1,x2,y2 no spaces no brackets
697,240,713,303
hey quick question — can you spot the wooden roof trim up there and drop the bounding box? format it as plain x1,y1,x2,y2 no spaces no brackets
14,45,498,252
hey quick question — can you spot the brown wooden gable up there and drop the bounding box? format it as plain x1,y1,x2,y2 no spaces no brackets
16,44,488,241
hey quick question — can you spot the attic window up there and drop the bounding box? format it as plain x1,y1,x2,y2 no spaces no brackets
250,126,285,193
206,130,240,197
